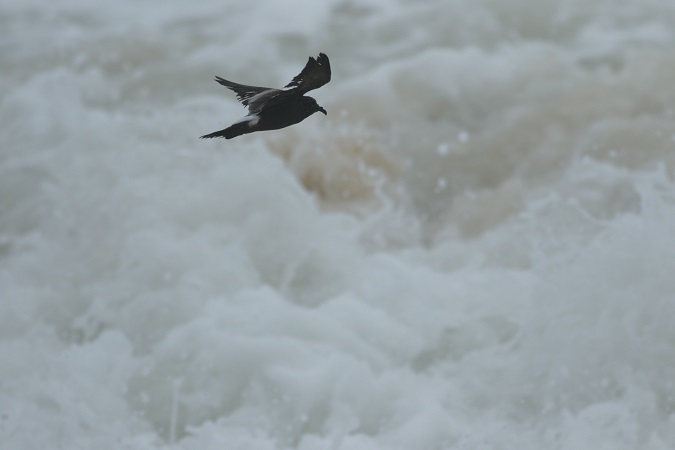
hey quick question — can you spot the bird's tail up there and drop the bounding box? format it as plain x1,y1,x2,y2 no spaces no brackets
199,121,249,139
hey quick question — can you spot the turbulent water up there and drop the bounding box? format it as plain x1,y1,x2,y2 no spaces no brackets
2,0,675,449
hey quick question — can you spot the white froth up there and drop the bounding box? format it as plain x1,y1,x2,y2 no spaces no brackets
2,1,675,449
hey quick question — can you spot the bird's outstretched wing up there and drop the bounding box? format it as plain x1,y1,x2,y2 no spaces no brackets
213,53,330,115
283,53,331,94
214,77,272,107
245,53,331,114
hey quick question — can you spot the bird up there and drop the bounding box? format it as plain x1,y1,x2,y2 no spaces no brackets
200,53,331,139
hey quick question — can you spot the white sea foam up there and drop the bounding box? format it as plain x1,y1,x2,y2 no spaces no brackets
2,1,675,449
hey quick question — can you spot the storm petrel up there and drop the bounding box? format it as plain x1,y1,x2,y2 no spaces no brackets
200,53,331,139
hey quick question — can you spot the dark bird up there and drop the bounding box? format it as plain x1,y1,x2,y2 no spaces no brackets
200,53,331,139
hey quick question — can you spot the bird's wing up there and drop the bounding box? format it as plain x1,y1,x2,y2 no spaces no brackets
246,53,331,114
283,53,331,94
214,76,272,107
216,54,330,115
245,89,286,115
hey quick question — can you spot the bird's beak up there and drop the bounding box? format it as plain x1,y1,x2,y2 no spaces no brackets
319,106,327,115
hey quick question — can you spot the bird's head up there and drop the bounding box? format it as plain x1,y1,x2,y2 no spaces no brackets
301,96,327,117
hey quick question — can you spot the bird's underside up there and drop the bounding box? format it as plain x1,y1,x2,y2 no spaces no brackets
200,53,331,139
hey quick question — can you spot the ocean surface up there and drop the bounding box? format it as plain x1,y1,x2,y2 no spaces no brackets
2,0,675,449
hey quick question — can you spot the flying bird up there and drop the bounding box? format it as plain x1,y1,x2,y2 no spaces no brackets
200,53,331,139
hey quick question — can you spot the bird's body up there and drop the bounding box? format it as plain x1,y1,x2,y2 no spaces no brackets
200,53,331,139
